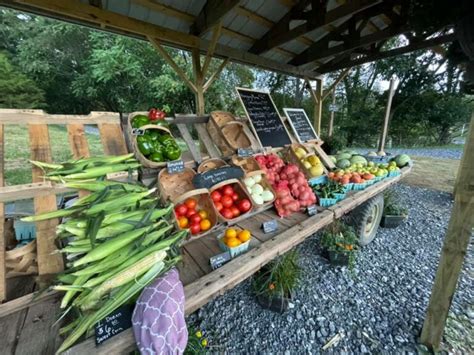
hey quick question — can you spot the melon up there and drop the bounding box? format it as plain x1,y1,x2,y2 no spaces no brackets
394,154,411,167
328,155,337,164
367,151,377,157
337,153,352,161
377,151,386,156
350,155,368,166
336,159,351,169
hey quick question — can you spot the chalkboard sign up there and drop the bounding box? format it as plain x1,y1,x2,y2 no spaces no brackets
307,204,318,216
236,88,292,148
237,148,254,157
193,166,244,189
95,305,133,345
262,219,278,234
283,108,318,143
210,251,232,270
131,128,145,136
167,160,185,174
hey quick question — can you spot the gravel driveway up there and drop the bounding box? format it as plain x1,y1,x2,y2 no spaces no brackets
356,148,463,160
188,184,473,353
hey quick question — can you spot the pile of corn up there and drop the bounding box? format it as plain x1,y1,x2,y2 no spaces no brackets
23,154,186,353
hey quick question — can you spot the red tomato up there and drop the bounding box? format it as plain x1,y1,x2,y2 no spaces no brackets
221,208,234,220
214,202,223,212
237,199,252,213
190,223,201,235
231,206,240,217
189,213,202,225
185,198,197,210
185,208,196,218
231,192,239,201
174,204,188,217
221,195,234,208
210,190,222,202
222,185,234,196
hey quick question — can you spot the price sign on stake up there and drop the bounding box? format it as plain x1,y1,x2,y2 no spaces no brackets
283,108,318,143
262,219,278,234
307,204,318,216
95,305,133,345
167,160,185,174
210,252,232,270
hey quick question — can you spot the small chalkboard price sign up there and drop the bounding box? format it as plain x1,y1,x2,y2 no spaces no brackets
95,305,133,345
236,87,292,148
167,160,185,174
193,166,244,189
210,251,232,270
262,219,278,234
283,108,318,143
131,128,145,136
237,148,254,157
307,204,318,216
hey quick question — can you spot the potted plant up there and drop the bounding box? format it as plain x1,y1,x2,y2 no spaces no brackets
252,250,301,313
380,190,408,228
320,221,358,268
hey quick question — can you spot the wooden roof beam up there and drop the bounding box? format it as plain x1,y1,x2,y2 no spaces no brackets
249,0,381,55
191,0,241,36
316,33,456,73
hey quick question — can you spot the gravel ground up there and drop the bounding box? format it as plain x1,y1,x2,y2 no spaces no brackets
187,184,473,353
356,148,463,160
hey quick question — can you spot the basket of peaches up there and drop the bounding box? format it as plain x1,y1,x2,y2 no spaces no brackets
218,227,252,258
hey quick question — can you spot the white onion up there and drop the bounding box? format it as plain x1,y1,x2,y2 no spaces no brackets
243,177,255,188
253,174,262,183
251,193,264,205
251,184,264,195
261,190,274,202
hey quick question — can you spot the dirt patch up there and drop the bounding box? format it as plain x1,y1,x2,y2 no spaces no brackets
401,156,459,193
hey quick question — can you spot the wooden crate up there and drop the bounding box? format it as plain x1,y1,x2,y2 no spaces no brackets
0,109,130,302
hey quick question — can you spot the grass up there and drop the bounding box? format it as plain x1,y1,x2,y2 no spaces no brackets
401,156,459,193
4,125,103,186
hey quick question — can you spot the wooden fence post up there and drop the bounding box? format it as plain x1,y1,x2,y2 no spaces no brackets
420,113,474,350
378,78,396,153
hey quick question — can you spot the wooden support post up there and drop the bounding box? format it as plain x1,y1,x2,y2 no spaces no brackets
420,113,474,350
328,87,336,138
377,78,396,153
192,48,205,116
314,78,323,136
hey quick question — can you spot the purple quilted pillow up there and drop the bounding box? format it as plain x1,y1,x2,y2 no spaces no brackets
132,268,188,354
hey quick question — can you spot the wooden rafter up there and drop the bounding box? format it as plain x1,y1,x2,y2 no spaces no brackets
201,23,222,77
249,0,381,55
290,0,405,66
191,0,241,36
316,33,456,73
204,58,229,92
322,68,351,100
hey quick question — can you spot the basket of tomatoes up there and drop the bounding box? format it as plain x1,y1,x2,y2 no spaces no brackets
209,179,253,223
158,168,218,238
218,227,252,258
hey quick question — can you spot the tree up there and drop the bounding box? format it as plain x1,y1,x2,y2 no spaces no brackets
0,52,45,108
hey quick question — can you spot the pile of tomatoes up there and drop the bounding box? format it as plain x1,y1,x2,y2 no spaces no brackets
210,184,252,220
174,197,212,235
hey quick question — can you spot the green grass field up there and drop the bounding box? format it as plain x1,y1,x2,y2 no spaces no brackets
4,125,103,185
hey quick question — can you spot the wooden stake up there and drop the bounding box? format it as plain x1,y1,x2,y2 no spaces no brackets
322,68,350,101
328,87,336,138
192,48,205,115
377,78,396,153
149,37,197,93
420,113,474,350
314,78,323,136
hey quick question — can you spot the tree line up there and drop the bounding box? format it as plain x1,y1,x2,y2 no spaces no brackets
0,8,471,147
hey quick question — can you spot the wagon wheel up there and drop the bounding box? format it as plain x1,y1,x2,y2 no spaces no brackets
348,194,384,246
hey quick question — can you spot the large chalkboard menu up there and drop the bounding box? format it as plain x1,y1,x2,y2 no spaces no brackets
283,108,318,143
236,88,292,148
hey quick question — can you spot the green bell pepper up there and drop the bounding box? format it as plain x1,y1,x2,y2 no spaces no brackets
136,135,153,155
149,151,164,162
158,134,174,145
164,144,181,161
131,114,150,128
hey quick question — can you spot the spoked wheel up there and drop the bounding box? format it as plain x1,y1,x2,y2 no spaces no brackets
348,194,384,246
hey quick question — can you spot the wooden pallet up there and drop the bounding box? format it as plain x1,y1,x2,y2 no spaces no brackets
0,109,129,302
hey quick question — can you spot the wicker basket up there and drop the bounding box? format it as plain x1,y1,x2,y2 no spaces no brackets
207,111,254,156
158,168,219,238
286,143,327,180
197,158,228,173
6,240,38,278
231,156,276,209
128,112,180,169
209,178,253,224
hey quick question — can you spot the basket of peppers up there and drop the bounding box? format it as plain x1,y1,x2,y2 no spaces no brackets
128,108,182,168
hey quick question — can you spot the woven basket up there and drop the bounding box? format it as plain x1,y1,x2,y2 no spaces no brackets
128,112,180,169
286,143,327,179
231,156,276,209
158,168,218,238
197,158,228,173
207,111,254,156
6,240,38,278
209,178,253,224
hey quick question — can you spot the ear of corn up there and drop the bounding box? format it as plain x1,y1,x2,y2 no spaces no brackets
65,180,146,192
62,162,141,180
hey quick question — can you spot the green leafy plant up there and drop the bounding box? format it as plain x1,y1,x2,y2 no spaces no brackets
312,180,345,199
252,250,301,299
320,221,358,269
184,326,209,355
383,190,408,216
